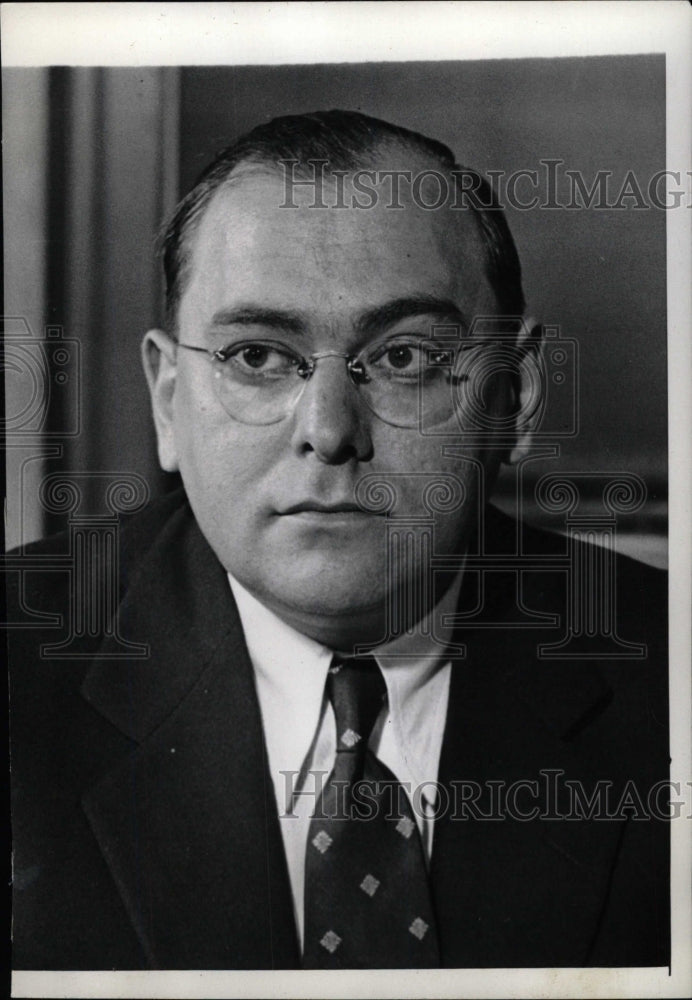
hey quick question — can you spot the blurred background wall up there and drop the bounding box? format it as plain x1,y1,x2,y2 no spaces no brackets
3,56,667,565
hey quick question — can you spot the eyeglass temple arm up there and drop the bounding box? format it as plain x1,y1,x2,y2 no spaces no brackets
176,342,226,360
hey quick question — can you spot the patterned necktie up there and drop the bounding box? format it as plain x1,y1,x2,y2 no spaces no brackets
302,655,440,968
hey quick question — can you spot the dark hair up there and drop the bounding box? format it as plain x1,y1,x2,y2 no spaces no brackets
160,109,525,331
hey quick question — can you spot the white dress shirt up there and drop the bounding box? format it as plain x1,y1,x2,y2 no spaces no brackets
228,571,463,946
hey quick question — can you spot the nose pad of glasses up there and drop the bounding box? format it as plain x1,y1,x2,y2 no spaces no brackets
294,352,358,395
346,358,369,385
296,350,416,428
290,351,372,421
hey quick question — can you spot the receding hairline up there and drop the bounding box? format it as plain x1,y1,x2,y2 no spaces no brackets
172,153,498,322
160,111,525,330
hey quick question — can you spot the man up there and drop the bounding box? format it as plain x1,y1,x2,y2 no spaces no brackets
9,110,669,970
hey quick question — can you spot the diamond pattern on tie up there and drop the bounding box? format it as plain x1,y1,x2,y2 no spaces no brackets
320,930,342,953
395,816,416,839
312,830,333,853
303,655,439,969
360,874,380,897
409,917,429,940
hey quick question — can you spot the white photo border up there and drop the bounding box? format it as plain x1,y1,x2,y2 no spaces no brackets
3,3,691,998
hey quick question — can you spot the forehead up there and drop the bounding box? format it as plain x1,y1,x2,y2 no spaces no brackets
179,167,495,327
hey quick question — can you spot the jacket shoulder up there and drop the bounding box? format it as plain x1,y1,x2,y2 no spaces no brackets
484,503,666,611
6,487,190,608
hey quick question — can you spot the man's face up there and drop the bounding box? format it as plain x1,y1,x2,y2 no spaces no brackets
145,166,512,648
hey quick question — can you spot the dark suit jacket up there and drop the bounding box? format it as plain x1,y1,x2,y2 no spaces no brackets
9,489,669,969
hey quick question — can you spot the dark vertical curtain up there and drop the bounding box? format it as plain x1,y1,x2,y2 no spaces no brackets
41,68,182,536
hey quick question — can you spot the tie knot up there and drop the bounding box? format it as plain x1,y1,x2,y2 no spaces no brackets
327,655,386,752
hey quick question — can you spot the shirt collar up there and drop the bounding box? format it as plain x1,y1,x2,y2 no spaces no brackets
373,569,463,795
228,575,333,781
227,568,464,794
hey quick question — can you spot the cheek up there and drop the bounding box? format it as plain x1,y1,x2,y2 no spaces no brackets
370,431,494,553
181,433,275,513
172,375,280,520
171,367,216,457
374,431,485,493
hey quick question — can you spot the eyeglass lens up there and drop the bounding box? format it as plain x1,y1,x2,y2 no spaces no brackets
208,340,482,428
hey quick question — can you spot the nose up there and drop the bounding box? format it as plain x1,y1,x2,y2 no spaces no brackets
289,355,373,463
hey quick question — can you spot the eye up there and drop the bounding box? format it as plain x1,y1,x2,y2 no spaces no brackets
385,345,415,369
240,344,273,369
216,341,300,376
367,338,428,379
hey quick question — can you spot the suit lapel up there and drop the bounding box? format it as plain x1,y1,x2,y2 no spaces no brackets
81,502,300,969
78,498,630,967
431,519,625,966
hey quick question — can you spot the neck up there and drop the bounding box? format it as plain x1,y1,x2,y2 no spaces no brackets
231,571,462,655
252,593,390,654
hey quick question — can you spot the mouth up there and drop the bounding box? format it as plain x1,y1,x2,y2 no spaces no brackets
280,500,367,515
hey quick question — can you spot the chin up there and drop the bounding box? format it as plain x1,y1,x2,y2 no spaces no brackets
275,562,388,618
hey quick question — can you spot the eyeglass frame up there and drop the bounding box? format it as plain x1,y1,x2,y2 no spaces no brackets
172,336,487,428
176,342,372,382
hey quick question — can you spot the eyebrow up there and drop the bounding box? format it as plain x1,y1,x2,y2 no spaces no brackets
209,307,305,335
208,296,468,338
355,296,468,336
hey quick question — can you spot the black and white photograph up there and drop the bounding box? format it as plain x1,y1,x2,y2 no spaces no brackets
3,3,691,998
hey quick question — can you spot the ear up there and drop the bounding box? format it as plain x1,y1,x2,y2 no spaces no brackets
141,328,180,472
505,317,544,465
